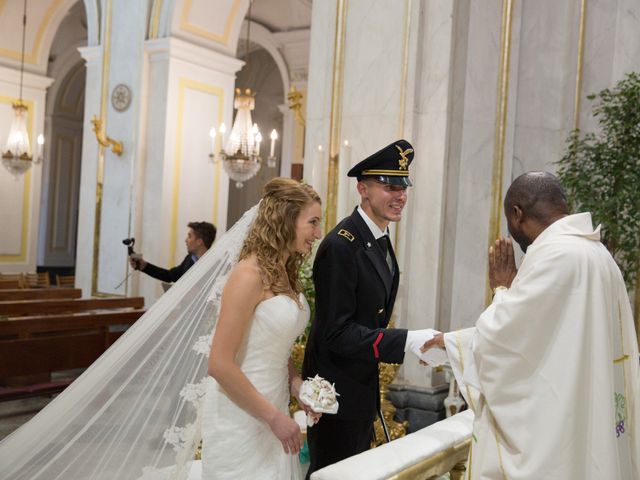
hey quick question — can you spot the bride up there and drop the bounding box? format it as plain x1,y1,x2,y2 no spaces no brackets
202,177,322,479
0,178,322,480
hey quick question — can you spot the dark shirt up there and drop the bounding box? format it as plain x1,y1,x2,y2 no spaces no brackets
141,254,197,283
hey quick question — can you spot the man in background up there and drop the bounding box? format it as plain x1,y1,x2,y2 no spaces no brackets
130,221,216,283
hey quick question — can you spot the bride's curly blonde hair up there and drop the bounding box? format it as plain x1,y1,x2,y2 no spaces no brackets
239,177,321,297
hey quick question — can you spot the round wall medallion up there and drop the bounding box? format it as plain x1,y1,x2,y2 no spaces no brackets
111,84,132,112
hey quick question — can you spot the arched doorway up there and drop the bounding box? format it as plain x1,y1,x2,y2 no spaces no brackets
37,1,87,275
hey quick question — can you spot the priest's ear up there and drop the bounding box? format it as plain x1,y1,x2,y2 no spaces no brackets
510,204,525,224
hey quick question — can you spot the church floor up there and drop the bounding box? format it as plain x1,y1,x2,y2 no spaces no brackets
0,395,52,441
0,368,83,441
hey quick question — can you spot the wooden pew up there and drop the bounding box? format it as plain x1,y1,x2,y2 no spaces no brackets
0,296,144,317
0,309,145,401
23,272,51,288
0,279,21,289
55,274,75,287
0,288,82,302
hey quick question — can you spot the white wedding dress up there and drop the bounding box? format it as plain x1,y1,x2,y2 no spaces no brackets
0,204,313,480
200,294,308,480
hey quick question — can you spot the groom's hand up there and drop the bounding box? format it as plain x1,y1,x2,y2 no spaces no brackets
405,329,440,359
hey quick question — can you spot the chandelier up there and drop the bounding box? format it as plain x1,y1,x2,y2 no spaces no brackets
2,0,44,177
208,1,278,188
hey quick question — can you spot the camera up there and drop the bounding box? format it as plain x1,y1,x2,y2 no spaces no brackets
122,237,136,255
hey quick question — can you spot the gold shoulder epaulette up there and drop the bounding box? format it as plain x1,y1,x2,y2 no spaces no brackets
337,229,355,242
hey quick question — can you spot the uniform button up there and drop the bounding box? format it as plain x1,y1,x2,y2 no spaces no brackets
378,308,384,314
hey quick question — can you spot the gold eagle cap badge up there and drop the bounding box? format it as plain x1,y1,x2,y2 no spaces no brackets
396,144,413,170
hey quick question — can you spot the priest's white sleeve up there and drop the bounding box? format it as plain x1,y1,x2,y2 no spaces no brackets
444,328,481,412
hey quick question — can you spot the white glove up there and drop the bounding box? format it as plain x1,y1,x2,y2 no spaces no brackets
405,329,440,358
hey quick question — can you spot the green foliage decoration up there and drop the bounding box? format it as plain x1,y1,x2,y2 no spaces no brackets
556,72,640,289
296,244,316,345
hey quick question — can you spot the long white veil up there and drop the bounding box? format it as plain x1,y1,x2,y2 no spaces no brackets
0,204,259,480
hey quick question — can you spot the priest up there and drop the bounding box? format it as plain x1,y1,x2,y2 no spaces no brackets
425,171,640,479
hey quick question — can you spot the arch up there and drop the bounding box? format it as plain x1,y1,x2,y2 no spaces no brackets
81,0,100,46
154,0,250,56
46,39,86,116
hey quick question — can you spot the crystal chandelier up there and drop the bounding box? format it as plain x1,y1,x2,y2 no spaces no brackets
207,1,278,188
2,0,43,177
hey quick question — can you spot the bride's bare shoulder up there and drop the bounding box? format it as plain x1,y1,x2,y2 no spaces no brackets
226,255,263,294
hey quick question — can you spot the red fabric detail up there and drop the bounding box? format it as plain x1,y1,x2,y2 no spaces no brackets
372,332,384,359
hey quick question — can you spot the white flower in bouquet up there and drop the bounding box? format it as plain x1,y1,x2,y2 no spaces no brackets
299,375,339,426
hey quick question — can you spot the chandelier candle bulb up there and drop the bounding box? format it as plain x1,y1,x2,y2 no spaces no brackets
219,123,227,149
35,134,44,164
270,129,278,157
255,131,262,155
209,127,216,157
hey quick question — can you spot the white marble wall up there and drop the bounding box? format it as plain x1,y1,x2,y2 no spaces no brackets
303,0,337,200
304,0,640,390
397,0,457,387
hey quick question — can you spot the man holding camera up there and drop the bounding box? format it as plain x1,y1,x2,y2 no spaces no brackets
130,221,216,283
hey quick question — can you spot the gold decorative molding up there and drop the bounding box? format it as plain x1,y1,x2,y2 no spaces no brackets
91,116,123,156
91,0,114,297
0,0,65,65
397,0,412,140
287,86,305,128
387,439,470,480
393,0,413,256
179,0,242,46
635,266,640,349
572,0,587,131
325,0,348,232
485,0,515,306
149,0,164,39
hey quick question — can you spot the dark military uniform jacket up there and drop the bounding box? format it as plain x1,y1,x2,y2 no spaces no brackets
302,208,408,421
142,254,195,283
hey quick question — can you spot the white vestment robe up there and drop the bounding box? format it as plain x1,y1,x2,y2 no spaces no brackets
444,213,640,480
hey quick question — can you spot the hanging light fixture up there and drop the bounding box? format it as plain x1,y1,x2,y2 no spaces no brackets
208,1,278,188
2,0,39,177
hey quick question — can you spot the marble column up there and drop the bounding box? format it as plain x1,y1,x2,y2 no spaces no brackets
134,37,242,303
74,45,102,297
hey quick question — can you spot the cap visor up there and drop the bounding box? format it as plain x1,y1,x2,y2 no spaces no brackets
371,175,412,187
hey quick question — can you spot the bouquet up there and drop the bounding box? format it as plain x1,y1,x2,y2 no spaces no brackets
299,375,339,426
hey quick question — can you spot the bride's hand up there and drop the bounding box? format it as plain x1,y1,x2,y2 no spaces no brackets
267,410,303,455
290,376,322,425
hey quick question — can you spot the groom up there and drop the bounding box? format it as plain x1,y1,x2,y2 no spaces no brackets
303,140,432,476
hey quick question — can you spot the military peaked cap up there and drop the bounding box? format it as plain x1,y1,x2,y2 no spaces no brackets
347,139,414,186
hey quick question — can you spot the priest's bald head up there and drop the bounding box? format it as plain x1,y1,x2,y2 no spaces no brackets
504,171,569,253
